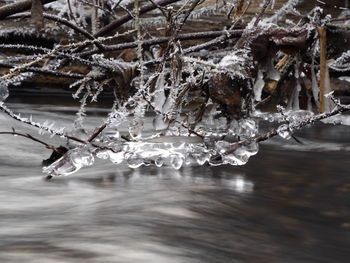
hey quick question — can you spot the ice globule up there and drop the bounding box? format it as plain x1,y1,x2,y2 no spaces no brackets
70,146,95,168
239,119,258,138
95,139,213,169
155,156,165,167
43,146,95,177
43,156,79,177
170,154,184,170
277,124,292,140
214,141,259,166
96,148,124,164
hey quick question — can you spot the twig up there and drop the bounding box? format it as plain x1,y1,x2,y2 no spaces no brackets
0,62,83,79
0,131,62,154
218,101,350,158
254,0,272,26
78,29,244,57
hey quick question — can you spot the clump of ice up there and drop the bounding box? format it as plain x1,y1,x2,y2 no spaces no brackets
277,124,292,140
43,146,95,177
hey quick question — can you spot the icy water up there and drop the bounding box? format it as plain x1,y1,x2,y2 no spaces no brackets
1,102,350,263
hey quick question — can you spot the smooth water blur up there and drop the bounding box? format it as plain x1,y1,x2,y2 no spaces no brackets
1,103,350,263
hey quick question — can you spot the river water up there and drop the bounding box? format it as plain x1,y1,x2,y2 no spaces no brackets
1,102,350,263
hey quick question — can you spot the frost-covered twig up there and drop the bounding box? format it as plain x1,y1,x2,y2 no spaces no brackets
0,62,83,79
0,44,121,70
254,0,272,26
0,102,85,144
78,29,244,57
0,131,63,154
265,0,302,24
7,12,105,51
0,29,135,81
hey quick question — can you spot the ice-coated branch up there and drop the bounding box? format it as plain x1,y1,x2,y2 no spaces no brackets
0,102,121,153
217,100,350,159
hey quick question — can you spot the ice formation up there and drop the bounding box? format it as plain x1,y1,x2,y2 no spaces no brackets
42,119,261,177
43,146,95,176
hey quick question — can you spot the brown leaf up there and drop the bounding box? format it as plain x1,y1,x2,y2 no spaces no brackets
208,73,243,120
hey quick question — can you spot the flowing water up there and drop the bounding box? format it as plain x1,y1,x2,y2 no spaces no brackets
1,102,350,263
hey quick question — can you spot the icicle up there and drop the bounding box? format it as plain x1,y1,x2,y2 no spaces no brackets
311,62,320,108
253,70,265,101
129,103,145,140
0,81,9,101
153,68,166,112
287,61,302,110
293,79,301,110
323,65,335,112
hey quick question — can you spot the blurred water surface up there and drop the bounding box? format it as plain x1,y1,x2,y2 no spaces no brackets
1,102,350,263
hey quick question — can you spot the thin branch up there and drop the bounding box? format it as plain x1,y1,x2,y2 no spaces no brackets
217,102,350,158
0,131,62,154
254,0,272,26
7,12,105,52
0,62,83,79
78,29,243,57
